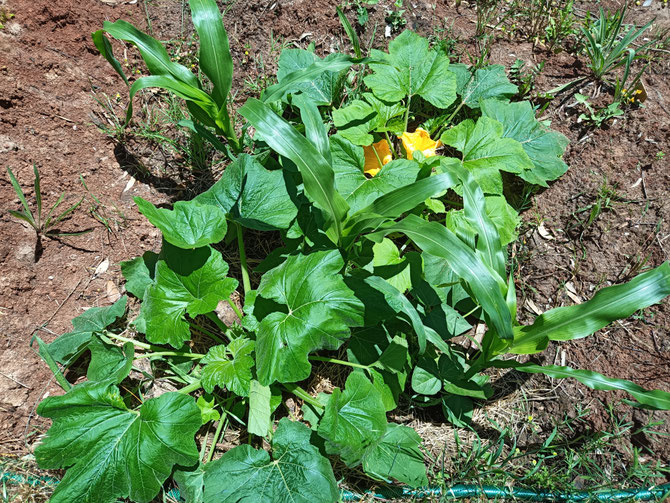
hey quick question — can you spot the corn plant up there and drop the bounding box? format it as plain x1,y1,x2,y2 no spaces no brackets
31,4,670,502
580,5,653,81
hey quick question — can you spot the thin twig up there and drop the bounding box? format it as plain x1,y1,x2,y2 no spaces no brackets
0,372,30,389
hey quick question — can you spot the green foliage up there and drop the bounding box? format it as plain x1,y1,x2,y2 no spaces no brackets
364,30,457,109
35,382,200,503
204,419,338,503
7,165,87,256
33,8,670,503
580,6,653,81
254,250,364,385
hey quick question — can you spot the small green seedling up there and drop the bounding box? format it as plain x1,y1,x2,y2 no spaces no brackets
575,93,623,128
7,165,87,260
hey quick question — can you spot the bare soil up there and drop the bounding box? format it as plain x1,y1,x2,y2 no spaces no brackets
0,0,669,493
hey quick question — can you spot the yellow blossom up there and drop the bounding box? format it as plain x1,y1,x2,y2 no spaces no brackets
363,139,393,177
400,128,442,160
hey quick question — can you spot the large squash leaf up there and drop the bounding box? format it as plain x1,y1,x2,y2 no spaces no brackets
135,197,227,249
142,245,238,347
203,418,338,503
364,30,457,109
276,49,345,106
459,65,517,108
195,154,298,230
362,423,428,487
47,296,127,363
35,381,200,503
254,250,364,384
441,116,533,194
318,372,387,465
480,98,569,187
120,251,158,298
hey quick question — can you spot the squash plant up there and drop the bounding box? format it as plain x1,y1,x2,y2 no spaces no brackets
32,1,670,502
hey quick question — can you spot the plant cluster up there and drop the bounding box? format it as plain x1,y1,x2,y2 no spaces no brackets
30,1,670,502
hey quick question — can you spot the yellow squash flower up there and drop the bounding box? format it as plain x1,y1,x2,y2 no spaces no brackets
400,128,442,160
363,139,393,177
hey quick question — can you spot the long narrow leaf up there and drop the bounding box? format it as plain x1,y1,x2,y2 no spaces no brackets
504,262,670,355
337,7,362,59
101,19,199,86
239,98,348,241
91,30,129,85
344,172,459,237
293,94,331,164
365,275,427,354
456,165,506,280
128,75,219,125
189,0,233,107
369,215,514,340
7,168,33,220
33,164,42,228
493,360,670,410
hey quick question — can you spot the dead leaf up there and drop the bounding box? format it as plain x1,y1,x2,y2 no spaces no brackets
94,258,109,277
525,298,543,315
537,223,554,240
106,280,121,303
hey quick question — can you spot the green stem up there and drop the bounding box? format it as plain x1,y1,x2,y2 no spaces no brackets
191,321,227,345
225,299,244,321
199,426,210,462
404,93,413,132
283,383,324,409
135,351,204,359
372,145,384,172
206,414,228,463
237,223,251,296
179,380,202,395
384,131,396,159
104,332,153,351
309,355,370,370
442,99,466,132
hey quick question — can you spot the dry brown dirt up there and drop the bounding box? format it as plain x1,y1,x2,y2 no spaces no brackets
0,0,669,487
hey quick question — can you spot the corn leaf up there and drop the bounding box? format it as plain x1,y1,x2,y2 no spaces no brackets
189,0,233,107
503,262,670,354
331,136,420,213
369,215,514,340
344,171,459,237
493,360,670,410
239,98,348,241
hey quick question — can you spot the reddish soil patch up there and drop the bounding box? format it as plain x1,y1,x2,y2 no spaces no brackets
0,0,669,486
